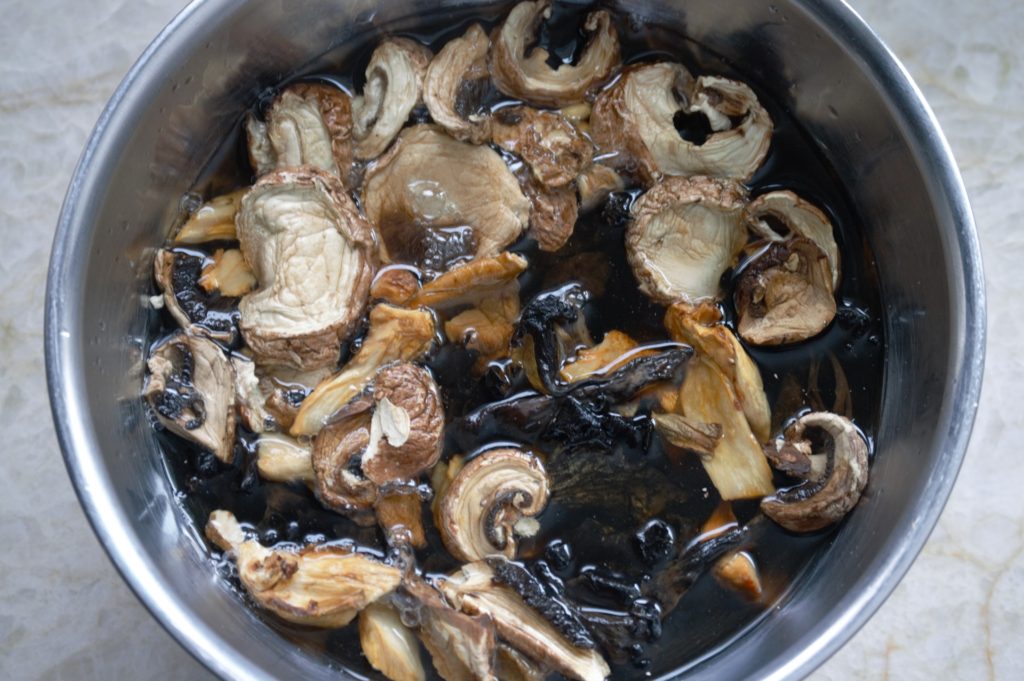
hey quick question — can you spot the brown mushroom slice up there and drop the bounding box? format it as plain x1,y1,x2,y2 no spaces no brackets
372,266,422,306
353,39,433,160
246,83,353,179
409,252,527,310
745,190,840,288
256,433,314,483
558,330,638,383
492,107,593,188
312,411,379,522
174,189,246,244
626,176,748,306
291,304,437,436
439,561,610,681
377,488,428,549
360,602,427,681
362,125,530,264
444,289,521,371
735,238,837,346
144,332,236,463
761,411,869,533
438,448,549,563
199,248,257,297
713,551,762,601
237,167,376,371
490,0,620,108
260,364,334,432
205,510,400,627
424,24,492,144
576,164,624,213
522,178,579,253
153,248,238,344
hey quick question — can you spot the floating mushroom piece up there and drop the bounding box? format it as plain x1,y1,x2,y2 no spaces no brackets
521,177,579,253
626,176,748,306
492,107,593,189
144,331,236,463
199,248,256,297
761,411,869,533
205,510,400,628
359,601,427,681
409,252,527,310
576,164,624,213
256,433,314,483
371,267,422,306
444,288,521,372
376,487,428,549
490,0,620,108
232,355,275,433
174,189,246,244
153,248,240,344
423,24,493,144
744,190,840,288
353,39,433,160
246,82,353,180
496,644,547,681
438,448,550,562
362,125,530,266
652,412,723,460
236,167,376,371
713,551,763,601
591,62,772,183
312,411,379,523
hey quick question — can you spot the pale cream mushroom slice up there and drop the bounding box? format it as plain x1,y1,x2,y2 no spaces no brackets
761,411,869,533
174,189,246,244
198,248,256,298
491,106,593,188
626,176,748,306
591,63,772,183
231,355,275,433
490,0,620,108
236,167,376,372
576,163,624,213
438,448,550,563
744,190,840,289
205,510,400,628
424,24,493,144
246,82,353,180
153,248,239,344
353,38,433,160
144,331,236,463
362,125,530,266
359,601,427,681
256,433,314,483
734,237,837,346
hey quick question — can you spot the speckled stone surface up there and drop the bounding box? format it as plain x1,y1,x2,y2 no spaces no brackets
0,1,1020,679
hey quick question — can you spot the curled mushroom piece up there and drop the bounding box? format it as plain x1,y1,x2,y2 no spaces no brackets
522,178,579,253
591,63,772,183
154,248,240,344
760,411,869,533
439,448,550,562
205,510,400,627
626,176,748,306
409,251,527,310
424,24,492,144
745,190,840,289
144,332,236,463
354,38,432,160
256,433,314,483
362,125,530,266
492,107,593,189
490,0,620,108
576,164,624,213
232,355,274,433
174,189,246,244
199,248,256,297
312,412,379,523
359,602,427,681
246,83,353,180
237,167,376,371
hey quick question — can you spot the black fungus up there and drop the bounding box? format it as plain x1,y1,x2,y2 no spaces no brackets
512,283,590,396
545,539,574,572
635,519,676,566
646,525,749,615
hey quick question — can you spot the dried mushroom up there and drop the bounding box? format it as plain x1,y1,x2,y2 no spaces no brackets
522,178,579,253
198,248,256,297
232,355,274,433
153,248,239,343
256,433,314,483
144,331,235,462
353,38,432,160
377,489,428,549
492,107,592,189
362,125,530,265
745,190,840,288
713,551,762,601
438,448,550,562
591,63,772,183
626,176,748,306
246,83,353,179
444,290,521,371
490,0,620,108
372,267,422,306
409,252,527,310
359,602,427,681
206,510,400,627
576,164,624,213
761,411,869,532
236,167,376,371
312,412,379,522
174,189,245,244
424,24,493,144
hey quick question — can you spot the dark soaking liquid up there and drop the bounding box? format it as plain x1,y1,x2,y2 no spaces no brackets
148,3,884,679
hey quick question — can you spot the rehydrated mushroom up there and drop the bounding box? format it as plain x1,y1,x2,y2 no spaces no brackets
713,551,762,601
372,266,422,306
439,448,550,562
496,644,547,681
174,189,246,244
490,0,620,108
626,176,748,306
291,304,437,436
760,411,869,533
232,355,274,433
362,125,530,265
198,248,256,297
735,237,836,346
260,364,334,432
576,164,624,213
492,107,593,189
522,178,579,253
312,412,379,522
206,510,400,627
236,167,376,371
591,63,772,183
653,412,723,460
377,488,428,549
409,252,527,310
745,190,840,289
423,24,493,144
359,601,427,681
144,331,236,463
246,83,353,180
353,38,433,160
256,433,314,483
440,559,610,681
558,330,641,383
153,248,240,344
444,288,521,371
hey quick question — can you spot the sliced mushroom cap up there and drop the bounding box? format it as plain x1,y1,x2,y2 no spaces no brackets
591,63,772,183
490,1,620,108
522,177,579,253
144,332,236,463
256,433,314,483
246,83,353,180
424,24,493,144
232,355,275,433
174,189,246,244
438,448,550,562
492,107,593,188
206,510,400,627
154,248,239,344
312,411,379,522
359,601,427,681
354,38,433,160
237,167,377,371
576,163,624,213
626,176,748,305
760,411,869,533
362,125,530,266
199,249,257,298
745,190,840,288
734,237,837,346
409,251,527,310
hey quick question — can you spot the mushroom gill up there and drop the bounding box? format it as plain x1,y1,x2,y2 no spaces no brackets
423,23,493,144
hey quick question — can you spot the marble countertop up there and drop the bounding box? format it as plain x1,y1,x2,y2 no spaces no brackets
1,0,1020,679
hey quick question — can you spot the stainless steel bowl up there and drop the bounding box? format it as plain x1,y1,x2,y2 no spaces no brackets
45,1,985,679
